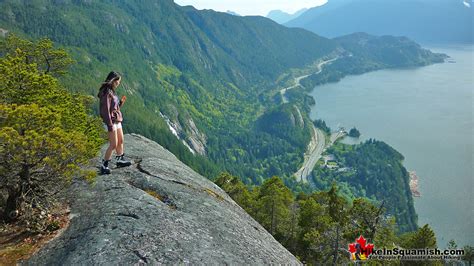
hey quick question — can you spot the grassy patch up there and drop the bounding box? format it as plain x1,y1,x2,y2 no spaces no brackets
0,205,69,265
204,188,225,201
145,190,164,201
0,241,34,265
145,190,177,210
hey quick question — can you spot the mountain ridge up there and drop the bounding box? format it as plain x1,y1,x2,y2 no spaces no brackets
286,0,473,44
0,0,445,229
0,0,339,182
266,8,308,24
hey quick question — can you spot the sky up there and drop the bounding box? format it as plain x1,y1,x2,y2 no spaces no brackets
174,0,328,16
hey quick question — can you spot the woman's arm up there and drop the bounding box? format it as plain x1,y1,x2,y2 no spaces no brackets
100,92,114,131
119,95,126,107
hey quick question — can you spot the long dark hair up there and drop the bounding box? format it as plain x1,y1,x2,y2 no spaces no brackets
98,71,121,97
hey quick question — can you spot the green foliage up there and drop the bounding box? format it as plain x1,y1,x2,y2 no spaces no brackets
313,119,331,135
462,245,474,264
446,239,457,250
347,198,390,244
299,33,446,91
297,195,333,263
206,104,316,186
334,33,447,68
0,1,444,237
256,104,311,149
254,176,294,240
0,36,102,230
312,139,418,232
214,172,254,213
400,224,437,249
0,35,74,77
348,127,360,138
0,0,340,185
216,175,407,264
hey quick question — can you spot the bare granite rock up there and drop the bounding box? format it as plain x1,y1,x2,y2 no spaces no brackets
26,134,300,265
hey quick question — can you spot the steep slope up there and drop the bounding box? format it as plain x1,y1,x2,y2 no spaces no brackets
0,0,446,192
286,0,473,44
26,134,300,265
266,8,308,24
0,0,338,182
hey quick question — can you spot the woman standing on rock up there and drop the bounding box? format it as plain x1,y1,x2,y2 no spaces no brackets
98,71,132,175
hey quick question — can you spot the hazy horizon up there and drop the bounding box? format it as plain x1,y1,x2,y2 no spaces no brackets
174,0,327,16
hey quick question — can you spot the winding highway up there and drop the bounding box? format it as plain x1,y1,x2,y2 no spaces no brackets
280,56,340,104
279,56,344,183
295,129,346,183
295,127,326,182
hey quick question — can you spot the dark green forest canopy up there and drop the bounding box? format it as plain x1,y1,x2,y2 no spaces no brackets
0,0,444,184
312,140,417,232
0,0,444,234
216,174,440,264
0,0,341,183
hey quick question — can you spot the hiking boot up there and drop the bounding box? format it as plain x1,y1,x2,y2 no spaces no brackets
116,154,132,167
100,159,111,175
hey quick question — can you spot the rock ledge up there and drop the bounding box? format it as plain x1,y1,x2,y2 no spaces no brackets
27,134,300,265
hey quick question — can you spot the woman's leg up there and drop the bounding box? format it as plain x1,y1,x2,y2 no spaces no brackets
115,127,124,156
114,125,131,167
105,129,118,160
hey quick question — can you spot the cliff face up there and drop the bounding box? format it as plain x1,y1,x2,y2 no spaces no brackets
27,134,299,265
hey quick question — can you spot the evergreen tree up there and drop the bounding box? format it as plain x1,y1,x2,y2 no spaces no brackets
297,196,332,264
373,217,397,249
462,245,474,266
325,184,350,265
0,36,102,230
255,176,293,241
401,224,437,249
0,35,74,77
348,198,386,243
447,239,458,250
214,172,254,214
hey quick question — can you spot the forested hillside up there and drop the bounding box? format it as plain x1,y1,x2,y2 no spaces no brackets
312,140,418,232
215,174,440,264
0,0,338,185
0,0,446,234
300,33,447,88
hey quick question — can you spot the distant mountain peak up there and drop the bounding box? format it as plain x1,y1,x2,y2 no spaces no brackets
226,10,241,16
266,8,308,24
286,0,473,44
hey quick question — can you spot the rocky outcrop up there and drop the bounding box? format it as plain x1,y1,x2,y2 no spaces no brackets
185,118,207,156
0,28,8,38
159,111,207,156
26,134,299,265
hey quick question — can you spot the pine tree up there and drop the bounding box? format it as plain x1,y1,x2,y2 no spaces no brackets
297,196,332,264
348,198,387,243
401,224,437,249
0,35,103,230
462,245,473,266
214,172,254,214
255,176,293,241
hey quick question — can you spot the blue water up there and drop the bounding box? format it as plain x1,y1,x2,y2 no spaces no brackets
309,45,473,247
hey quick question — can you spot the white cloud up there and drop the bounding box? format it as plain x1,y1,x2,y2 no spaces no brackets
174,0,327,16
